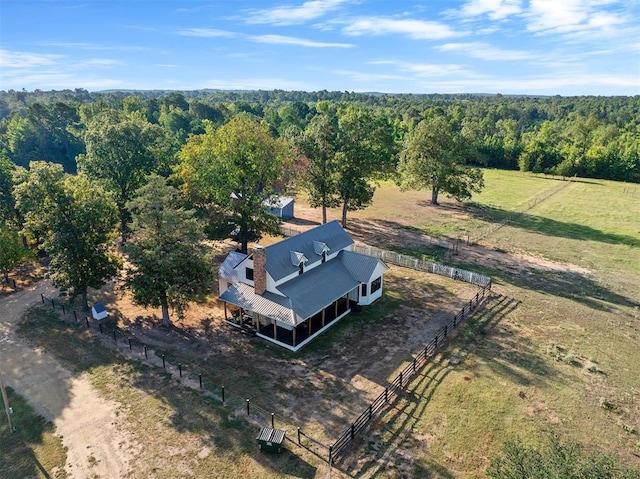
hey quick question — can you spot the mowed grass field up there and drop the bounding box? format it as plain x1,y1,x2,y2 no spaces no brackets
333,170,640,477
5,169,640,478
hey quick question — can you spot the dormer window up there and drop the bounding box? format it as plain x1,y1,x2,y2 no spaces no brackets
290,251,308,275
313,241,330,263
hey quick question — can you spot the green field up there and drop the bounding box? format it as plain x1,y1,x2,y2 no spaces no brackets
6,169,640,478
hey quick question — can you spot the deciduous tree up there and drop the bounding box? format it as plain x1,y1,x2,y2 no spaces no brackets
77,111,170,243
14,161,120,310
397,116,484,205
334,106,396,227
176,113,287,253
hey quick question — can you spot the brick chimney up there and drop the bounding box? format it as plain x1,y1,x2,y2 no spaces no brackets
253,245,267,295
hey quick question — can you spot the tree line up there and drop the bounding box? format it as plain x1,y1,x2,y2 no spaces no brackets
0,89,638,324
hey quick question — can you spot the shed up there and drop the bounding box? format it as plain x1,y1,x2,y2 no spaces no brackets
91,302,108,320
264,196,294,219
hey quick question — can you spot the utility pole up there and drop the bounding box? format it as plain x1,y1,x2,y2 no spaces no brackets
0,371,14,433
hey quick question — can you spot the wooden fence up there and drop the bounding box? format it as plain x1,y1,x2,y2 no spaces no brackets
352,244,491,288
328,284,492,461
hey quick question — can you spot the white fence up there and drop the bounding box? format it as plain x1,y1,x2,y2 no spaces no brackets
353,244,492,287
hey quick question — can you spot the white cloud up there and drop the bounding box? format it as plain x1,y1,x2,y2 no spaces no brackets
526,0,626,35
204,78,311,90
438,42,533,61
0,49,62,68
343,17,458,40
331,69,405,82
178,28,237,38
369,60,468,76
250,34,354,48
34,41,145,51
245,0,351,25
455,0,522,20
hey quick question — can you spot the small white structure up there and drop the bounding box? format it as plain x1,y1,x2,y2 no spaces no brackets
92,302,108,320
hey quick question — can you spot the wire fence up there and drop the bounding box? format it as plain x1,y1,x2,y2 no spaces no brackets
328,285,491,461
37,293,310,450
36,249,493,464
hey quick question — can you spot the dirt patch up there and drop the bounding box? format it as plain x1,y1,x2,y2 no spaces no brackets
0,281,136,479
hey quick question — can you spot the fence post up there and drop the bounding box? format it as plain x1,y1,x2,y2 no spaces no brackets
162,354,165,369
73,310,78,322
12,279,16,290
178,364,182,378
144,346,148,359
99,323,103,334
221,385,225,401
385,388,388,402
399,371,403,388
271,413,275,428
61,304,65,314
368,404,372,421
128,338,132,350
41,293,44,304
246,398,250,416
199,374,203,389
51,299,55,309
412,358,416,373
85,317,90,327
297,427,301,445
329,445,333,464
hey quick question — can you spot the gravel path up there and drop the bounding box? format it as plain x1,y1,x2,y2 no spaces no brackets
0,281,133,479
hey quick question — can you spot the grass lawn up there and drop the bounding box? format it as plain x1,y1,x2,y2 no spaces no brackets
10,169,640,478
0,385,67,479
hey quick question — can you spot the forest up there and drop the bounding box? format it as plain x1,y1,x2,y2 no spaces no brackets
1,88,639,322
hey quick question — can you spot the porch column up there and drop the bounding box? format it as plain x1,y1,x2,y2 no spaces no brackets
224,302,227,320
334,300,338,317
322,309,326,327
308,318,311,335
293,327,297,347
274,321,278,341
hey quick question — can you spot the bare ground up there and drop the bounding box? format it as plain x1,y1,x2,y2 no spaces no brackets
0,281,137,479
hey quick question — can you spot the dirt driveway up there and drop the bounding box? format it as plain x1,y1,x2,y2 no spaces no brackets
0,281,134,479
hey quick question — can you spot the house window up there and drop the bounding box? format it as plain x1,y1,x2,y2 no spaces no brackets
371,277,382,293
246,267,254,281
361,283,368,296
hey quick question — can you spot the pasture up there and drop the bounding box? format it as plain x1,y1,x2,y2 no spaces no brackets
5,169,640,478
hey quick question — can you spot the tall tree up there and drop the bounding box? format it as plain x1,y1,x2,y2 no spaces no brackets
77,110,170,243
334,106,396,227
125,175,212,327
292,112,340,224
0,153,16,223
397,116,484,205
176,113,287,254
0,224,31,282
14,162,120,310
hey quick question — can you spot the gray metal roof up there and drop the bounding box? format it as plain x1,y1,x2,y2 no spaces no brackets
277,259,360,320
339,250,389,283
264,220,354,282
219,251,248,280
219,282,296,325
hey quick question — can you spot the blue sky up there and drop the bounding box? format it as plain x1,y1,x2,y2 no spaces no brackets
1,0,639,95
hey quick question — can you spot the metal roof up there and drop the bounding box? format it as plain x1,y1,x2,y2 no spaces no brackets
339,250,389,283
264,220,354,282
219,251,248,280
277,259,360,320
219,282,296,325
